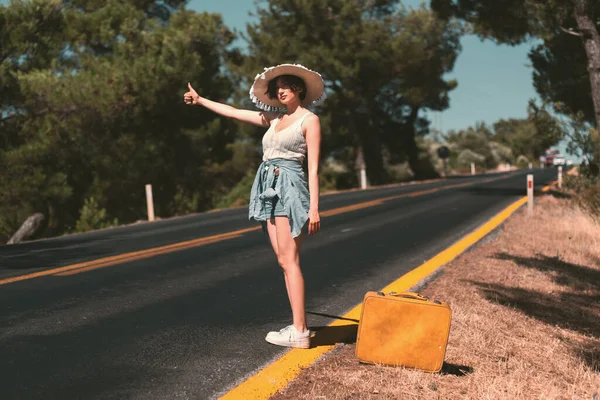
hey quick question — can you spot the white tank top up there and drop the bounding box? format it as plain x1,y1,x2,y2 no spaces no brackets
262,112,311,162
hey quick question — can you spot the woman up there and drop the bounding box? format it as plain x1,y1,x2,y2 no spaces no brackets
183,64,326,349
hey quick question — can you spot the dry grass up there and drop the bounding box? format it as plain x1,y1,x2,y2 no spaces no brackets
271,196,600,400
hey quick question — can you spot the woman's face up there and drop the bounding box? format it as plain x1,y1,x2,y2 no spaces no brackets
275,77,300,106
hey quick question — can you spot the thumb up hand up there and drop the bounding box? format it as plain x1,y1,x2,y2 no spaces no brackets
184,82,200,105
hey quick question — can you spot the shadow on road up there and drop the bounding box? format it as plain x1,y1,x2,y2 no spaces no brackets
309,324,358,347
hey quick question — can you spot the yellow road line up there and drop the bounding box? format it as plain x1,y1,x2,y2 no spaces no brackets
0,172,522,285
320,200,384,217
542,180,558,192
0,228,258,285
54,235,244,276
220,180,558,400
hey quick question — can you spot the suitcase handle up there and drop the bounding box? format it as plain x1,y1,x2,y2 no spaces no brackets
388,292,429,301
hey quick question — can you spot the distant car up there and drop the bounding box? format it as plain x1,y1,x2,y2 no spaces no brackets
552,156,566,166
544,149,560,166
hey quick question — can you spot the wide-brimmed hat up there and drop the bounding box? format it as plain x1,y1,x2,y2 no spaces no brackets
249,63,326,111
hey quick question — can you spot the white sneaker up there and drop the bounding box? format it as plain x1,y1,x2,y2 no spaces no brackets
265,325,310,349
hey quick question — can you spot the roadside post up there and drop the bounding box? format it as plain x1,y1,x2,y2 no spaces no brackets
360,163,367,190
558,166,563,189
527,174,534,216
145,184,155,222
470,162,475,175
529,162,532,169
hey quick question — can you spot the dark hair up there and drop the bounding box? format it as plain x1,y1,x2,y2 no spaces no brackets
265,74,307,101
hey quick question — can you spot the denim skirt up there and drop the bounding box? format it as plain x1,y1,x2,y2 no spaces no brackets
264,175,286,218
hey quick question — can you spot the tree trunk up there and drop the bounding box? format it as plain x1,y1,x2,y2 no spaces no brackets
8,213,45,244
350,115,387,186
360,122,387,186
405,107,440,180
573,0,600,174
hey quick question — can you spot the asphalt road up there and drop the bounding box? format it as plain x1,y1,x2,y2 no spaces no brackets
0,168,559,399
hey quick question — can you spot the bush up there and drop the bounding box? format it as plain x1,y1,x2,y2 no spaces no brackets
213,173,255,209
320,162,358,191
74,197,119,233
169,186,201,216
564,169,599,221
456,149,485,167
387,162,414,182
575,184,600,222
515,155,530,169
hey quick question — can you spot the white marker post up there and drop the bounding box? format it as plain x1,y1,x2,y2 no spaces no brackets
360,163,367,190
528,162,532,170
527,174,534,216
558,166,563,189
470,162,475,175
145,184,155,222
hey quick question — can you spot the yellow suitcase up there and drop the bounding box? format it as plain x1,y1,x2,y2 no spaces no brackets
355,291,452,372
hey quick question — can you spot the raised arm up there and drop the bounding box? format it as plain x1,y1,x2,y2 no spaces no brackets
184,82,277,128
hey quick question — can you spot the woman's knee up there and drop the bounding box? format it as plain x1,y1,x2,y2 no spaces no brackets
277,254,299,271
276,255,287,269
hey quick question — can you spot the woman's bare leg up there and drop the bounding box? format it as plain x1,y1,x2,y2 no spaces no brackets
274,216,306,332
266,219,292,307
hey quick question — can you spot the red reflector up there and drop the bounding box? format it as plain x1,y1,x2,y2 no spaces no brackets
528,181,532,189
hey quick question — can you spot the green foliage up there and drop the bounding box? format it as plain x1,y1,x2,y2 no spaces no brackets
206,139,262,209
489,141,514,164
560,111,600,170
319,160,359,191
515,155,530,169
386,162,415,182
564,171,599,221
493,100,564,162
213,173,255,209
237,0,462,181
170,186,201,216
205,140,263,207
430,0,585,44
576,184,600,222
0,0,242,242
431,0,600,176
445,122,506,169
527,101,598,169
529,33,594,125
441,109,564,172
74,197,119,233
456,148,486,165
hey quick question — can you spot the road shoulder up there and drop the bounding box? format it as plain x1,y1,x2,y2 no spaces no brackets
269,195,600,400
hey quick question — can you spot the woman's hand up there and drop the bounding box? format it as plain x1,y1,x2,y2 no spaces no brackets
308,208,320,235
184,82,200,105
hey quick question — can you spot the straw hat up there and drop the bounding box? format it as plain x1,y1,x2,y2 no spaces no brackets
249,63,326,111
